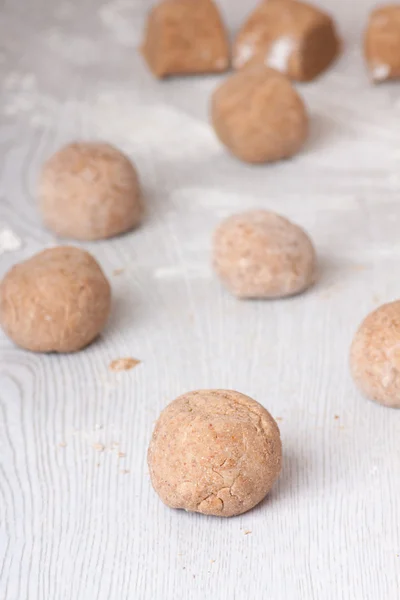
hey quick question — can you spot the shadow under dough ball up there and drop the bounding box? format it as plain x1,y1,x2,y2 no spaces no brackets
148,389,282,517
39,142,143,241
211,65,308,163
0,246,111,353
213,209,317,299
350,301,400,408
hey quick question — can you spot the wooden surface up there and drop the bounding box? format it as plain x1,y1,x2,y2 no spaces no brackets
1,1,400,598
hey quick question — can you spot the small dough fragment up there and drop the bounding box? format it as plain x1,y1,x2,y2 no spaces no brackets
211,66,308,164
350,301,400,408
0,246,111,353
364,5,400,82
213,210,317,299
233,0,340,81
39,142,143,241
141,0,230,78
148,389,282,517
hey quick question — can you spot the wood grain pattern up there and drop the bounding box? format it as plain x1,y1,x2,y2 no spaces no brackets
0,1,400,598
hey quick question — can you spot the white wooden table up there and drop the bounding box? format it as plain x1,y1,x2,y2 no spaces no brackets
0,1,399,598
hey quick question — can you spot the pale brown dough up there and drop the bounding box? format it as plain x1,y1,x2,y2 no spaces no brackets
364,5,400,82
39,142,143,241
213,210,317,299
0,246,111,353
350,301,400,408
233,0,340,82
141,0,230,78
211,65,308,164
148,389,282,517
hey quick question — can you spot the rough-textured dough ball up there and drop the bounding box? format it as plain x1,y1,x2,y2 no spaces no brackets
39,142,143,241
350,301,400,408
148,389,282,517
213,210,317,299
0,246,111,353
210,66,308,163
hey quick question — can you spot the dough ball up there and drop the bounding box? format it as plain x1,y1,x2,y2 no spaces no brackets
213,210,317,299
211,65,308,163
142,0,230,78
39,142,143,241
350,301,400,408
148,389,282,517
0,246,111,353
364,5,400,83
233,0,340,82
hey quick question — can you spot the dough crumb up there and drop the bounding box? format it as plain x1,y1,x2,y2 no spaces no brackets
93,443,105,452
113,268,125,276
244,530,252,535
109,357,141,372
58,441,67,448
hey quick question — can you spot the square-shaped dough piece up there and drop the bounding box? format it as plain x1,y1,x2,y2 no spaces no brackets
233,0,340,82
365,5,400,82
141,0,230,78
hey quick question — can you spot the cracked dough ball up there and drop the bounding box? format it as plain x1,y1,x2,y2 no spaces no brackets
148,389,282,517
39,142,143,241
350,301,400,408
213,210,317,299
211,65,308,163
0,246,111,353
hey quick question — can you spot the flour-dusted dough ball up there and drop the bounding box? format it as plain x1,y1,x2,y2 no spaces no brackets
211,66,308,163
350,301,400,408
213,210,317,299
0,246,111,353
39,142,143,241
364,5,400,82
148,389,282,517
233,0,340,82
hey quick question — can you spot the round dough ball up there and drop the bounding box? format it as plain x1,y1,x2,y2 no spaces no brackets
350,301,400,408
210,65,308,163
39,142,143,241
213,209,317,299
0,246,111,353
148,389,282,517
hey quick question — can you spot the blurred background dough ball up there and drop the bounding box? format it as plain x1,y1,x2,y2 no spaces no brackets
148,389,282,517
350,301,400,408
0,246,111,353
213,209,317,299
210,65,308,163
39,142,143,240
